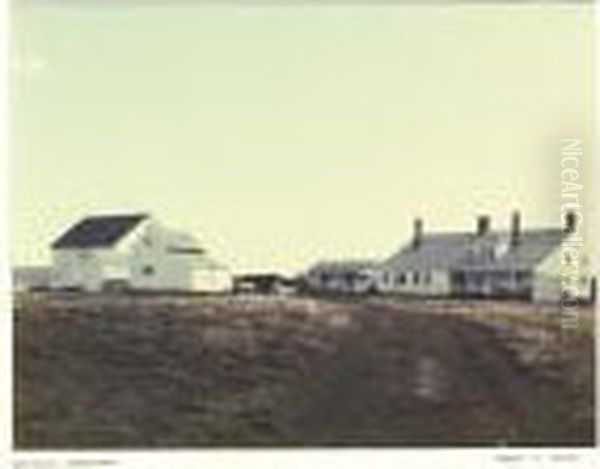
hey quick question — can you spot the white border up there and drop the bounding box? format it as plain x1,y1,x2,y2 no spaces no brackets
1,0,12,465
7,448,600,468
2,1,598,468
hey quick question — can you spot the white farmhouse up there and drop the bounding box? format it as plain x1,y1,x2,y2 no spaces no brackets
378,212,594,303
50,213,233,293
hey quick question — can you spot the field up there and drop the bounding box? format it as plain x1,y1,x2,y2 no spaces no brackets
14,293,595,448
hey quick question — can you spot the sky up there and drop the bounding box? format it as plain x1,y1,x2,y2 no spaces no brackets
10,3,593,273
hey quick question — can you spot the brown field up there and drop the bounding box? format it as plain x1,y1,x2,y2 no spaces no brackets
14,293,595,448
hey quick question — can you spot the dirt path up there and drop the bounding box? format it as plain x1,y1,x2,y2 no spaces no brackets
285,303,538,445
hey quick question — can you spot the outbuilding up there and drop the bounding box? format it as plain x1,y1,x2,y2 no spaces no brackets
305,260,380,294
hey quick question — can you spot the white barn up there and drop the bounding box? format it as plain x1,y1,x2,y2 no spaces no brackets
378,212,594,303
50,213,233,293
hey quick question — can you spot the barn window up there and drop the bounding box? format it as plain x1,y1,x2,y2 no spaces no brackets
167,246,205,255
142,265,155,276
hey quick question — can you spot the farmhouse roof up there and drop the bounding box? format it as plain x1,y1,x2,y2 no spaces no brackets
51,214,149,249
382,229,563,273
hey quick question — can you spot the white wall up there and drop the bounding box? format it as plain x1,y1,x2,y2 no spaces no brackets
377,268,451,296
51,248,108,292
192,267,233,293
127,220,188,290
534,245,593,303
127,220,232,292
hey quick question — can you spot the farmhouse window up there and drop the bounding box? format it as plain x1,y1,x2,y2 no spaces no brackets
515,271,532,283
396,273,406,285
142,265,155,276
424,272,432,284
413,272,420,284
564,251,574,264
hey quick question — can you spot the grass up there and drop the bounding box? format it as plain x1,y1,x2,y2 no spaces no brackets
13,292,595,448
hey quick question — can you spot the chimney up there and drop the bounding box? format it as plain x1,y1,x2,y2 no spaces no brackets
563,210,578,235
476,215,491,237
510,211,521,246
413,218,423,249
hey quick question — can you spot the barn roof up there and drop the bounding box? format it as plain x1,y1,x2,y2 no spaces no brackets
382,229,563,273
51,214,149,249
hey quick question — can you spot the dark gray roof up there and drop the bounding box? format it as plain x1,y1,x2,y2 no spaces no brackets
382,229,563,273
308,259,380,274
52,214,149,249
487,230,564,271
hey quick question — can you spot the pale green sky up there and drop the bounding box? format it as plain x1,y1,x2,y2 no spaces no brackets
10,4,593,273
